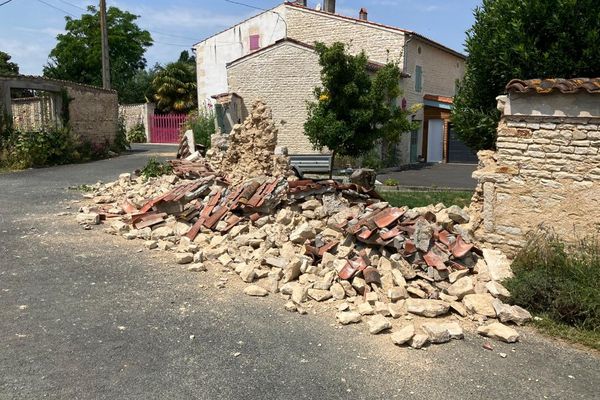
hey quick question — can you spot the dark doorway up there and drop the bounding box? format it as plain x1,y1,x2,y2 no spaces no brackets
447,124,477,164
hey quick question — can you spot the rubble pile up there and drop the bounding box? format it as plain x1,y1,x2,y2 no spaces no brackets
217,100,290,184
76,101,531,350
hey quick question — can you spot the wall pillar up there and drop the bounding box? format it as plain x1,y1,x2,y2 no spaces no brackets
144,103,155,142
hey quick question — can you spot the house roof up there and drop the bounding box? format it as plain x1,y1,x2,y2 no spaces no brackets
194,2,465,60
506,78,600,95
226,38,410,77
423,94,453,104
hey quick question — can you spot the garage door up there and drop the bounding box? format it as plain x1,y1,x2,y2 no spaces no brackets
448,125,478,164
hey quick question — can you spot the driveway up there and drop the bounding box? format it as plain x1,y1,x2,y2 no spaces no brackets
0,144,598,399
378,163,477,190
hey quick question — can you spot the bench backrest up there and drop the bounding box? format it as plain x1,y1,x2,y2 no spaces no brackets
289,154,333,173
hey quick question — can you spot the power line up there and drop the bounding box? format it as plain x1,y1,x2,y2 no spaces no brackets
0,0,15,7
35,0,76,17
153,40,191,48
223,0,265,12
56,0,86,11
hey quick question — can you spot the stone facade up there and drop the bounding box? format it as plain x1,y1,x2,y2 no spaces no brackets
285,6,406,65
195,2,465,160
472,89,600,255
226,40,322,154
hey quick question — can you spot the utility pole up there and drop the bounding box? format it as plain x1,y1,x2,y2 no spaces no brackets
99,0,110,89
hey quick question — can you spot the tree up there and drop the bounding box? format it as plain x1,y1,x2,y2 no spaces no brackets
304,42,416,159
151,61,197,113
453,0,600,151
0,51,19,75
118,66,158,104
43,5,153,103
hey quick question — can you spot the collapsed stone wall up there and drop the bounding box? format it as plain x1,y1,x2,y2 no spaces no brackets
211,100,290,184
472,104,600,256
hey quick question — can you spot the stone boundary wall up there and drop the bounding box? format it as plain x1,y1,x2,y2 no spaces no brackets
11,97,55,131
472,96,600,256
0,76,118,145
119,103,154,142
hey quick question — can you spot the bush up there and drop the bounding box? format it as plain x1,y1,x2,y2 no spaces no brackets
112,116,130,153
1,124,79,168
140,157,172,179
184,109,214,149
383,178,399,186
504,232,600,331
127,123,147,143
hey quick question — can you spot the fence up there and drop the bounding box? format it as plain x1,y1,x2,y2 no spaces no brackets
150,114,188,143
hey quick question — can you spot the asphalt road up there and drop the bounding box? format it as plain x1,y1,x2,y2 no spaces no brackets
1,144,598,399
378,163,477,190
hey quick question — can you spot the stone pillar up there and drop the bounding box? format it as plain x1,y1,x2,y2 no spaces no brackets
144,103,155,142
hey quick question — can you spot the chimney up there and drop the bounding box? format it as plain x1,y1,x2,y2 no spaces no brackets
359,7,368,20
323,0,336,13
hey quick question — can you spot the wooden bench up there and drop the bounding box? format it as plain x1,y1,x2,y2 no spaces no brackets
289,154,334,178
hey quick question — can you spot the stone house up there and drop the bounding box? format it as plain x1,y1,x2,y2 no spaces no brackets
194,0,468,164
471,77,600,255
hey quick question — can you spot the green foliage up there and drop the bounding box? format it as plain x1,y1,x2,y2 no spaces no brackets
127,123,147,143
112,116,130,152
0,51,19,75
43,5,153,102
504,232,600,332
453,0,600,150
118,67,157,104
184,109,215,149
304,42,417,158
361,148,384,170
69,183,95,192
151,61,197,113
0,124,79,169
140,157,172,179
380,190,472,209
0,111,122,169
383,178,399,186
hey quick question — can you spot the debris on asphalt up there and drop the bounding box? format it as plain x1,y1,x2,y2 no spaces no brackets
75,100,531,349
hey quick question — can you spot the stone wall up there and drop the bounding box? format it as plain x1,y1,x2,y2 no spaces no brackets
0,76,118,145
285,6,406,65
472,91,600,255
11,97,56,131
227,40,322,154
65,84,118,145
119,103,154,142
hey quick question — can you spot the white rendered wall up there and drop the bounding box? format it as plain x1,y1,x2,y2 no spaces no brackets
195,5,287,108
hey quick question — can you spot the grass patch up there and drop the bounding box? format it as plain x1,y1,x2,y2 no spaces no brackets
380,190,473,208
504,232,600,350
68,184,95,192
140,157,172,180
533,313,600,351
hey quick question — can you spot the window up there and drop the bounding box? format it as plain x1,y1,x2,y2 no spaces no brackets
249,34,260,51
415,65,423,92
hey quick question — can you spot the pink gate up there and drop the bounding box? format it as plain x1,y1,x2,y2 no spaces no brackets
150,114,188,143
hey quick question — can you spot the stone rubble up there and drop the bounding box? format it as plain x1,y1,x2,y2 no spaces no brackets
74,100,533,350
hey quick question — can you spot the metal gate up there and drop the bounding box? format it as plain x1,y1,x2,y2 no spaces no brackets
149,114,188,143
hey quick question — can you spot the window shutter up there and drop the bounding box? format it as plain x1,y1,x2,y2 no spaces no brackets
415,65,423,92
249,34,260,51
